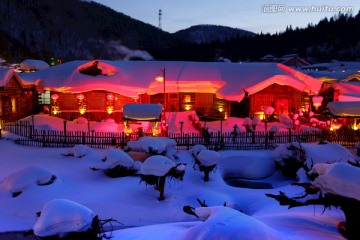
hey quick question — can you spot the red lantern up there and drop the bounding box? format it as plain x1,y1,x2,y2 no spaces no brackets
51,94,59,100
77,94,85,100
107,93,114,100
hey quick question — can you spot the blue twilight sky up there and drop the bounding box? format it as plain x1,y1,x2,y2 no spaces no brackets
92,0,360,34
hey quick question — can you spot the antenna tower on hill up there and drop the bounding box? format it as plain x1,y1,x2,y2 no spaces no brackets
158,9,162,30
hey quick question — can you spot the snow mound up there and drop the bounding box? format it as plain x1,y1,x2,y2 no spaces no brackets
311,162,360,201
73,117,88,124
33,199,95,237
301,142,354,165
65,145,91,158
197,150,220,167
1,165,56,196
191,144,207,157
140,155,176,177
186,206,282,240
91,121,119,132
278,114,293,128
140,138,167,154
105,148,135,168
36,124,57,131
220,151,275,179
165,148,178,161
125,140,143,151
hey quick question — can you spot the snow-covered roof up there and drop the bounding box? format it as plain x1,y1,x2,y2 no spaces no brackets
0,68,14,87
300,61,360,81
325,101,360,117
321,82,360,102
20,59,50,71
122,103,162,121
19,60,322,101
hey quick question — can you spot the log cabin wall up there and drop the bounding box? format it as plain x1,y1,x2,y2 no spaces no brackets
0,75,37,121
146,92,230,119
250,83,302,117
51,90,135,122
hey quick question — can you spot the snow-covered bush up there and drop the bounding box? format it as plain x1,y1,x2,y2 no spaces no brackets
73,117,88,124
251,117,261,127
267,162,360,239
90,148,140,177
124,140,143,152
264,106,274,115
91,121,119,132
140,155,186,200
272,142,354,179
278,114,293,129
140,137,167,154
242,118,252,126
125,137,177,155
165,148,178,161
191,144,207,158
1,165,57,197
63,145,91,158
195,150,220,182
33,199,100,239
269,125,279,133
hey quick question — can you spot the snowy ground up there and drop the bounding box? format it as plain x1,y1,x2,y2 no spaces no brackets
0,112,355,239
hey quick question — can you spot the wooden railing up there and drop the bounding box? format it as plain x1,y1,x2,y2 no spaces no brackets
2,120,357,150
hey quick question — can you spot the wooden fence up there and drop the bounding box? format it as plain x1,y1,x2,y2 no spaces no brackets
1,120,357,150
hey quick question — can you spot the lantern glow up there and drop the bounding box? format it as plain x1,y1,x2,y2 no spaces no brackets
155,75,164,83
77,93,86,114
312,96,323,110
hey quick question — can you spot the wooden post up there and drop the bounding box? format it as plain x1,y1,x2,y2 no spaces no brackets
158,176,166,201
180,121,184,135
63,120,67,143
186,134,190,150
265,132,269,149
42,130,46,147
288,128,292,143
82,132,85,145
91,130,95,145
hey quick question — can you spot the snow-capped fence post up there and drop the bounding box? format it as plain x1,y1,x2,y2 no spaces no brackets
63,120,67,143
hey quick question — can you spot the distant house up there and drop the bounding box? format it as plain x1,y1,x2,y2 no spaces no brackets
0,68,38,121
261,54,310,67
301,61,360,86
19,59,50,72
18,60,322,122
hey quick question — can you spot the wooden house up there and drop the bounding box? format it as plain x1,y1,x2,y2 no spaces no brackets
0,68,38,121
19,60,322,123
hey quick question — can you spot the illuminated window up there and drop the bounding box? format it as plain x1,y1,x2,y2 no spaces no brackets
38,91,51,104
11,98,16,113
183,95,191,102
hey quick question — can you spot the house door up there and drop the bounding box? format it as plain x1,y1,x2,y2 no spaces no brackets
275,99,289,114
